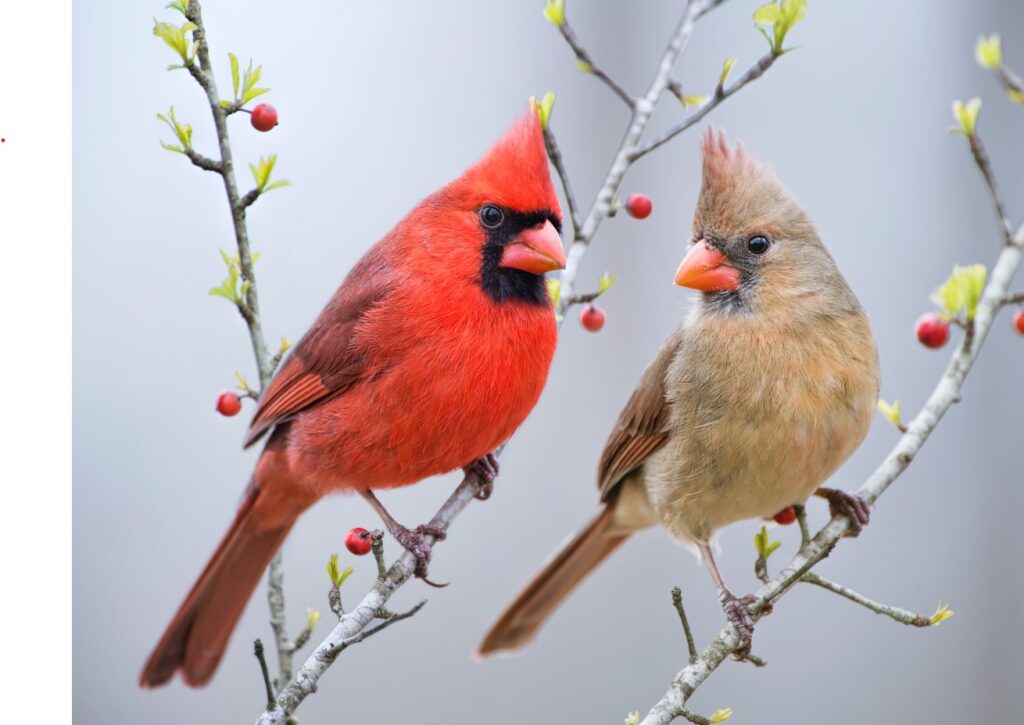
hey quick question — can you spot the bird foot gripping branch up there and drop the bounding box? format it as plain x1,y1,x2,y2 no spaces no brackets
464,452,501,501
719,593,758,660
815,487,871,538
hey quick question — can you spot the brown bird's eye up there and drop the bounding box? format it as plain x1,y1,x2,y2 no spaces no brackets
480,205,505,229
747,235,770,254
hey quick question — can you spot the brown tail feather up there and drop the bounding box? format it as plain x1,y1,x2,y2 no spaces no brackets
139,484,303,688
478,505,628,656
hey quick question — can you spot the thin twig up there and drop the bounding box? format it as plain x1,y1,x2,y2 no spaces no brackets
640,220,1024,725
633,52,777,160
542,126,582,241
330,601,427,655
968,133,1012,244
671,587,699,665
679,709,710,725
801,573,930,627
186,149,223,172
997,291,1024,307
995,63,1024,96
557,19,635,108
254,640,276,711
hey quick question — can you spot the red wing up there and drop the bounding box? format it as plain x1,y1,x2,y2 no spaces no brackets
243,258,392,449
597,329,682,501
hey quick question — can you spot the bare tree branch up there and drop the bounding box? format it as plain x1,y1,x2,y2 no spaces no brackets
801,573,932,627
633,52,776,160
968,133,1012,244
555,18,636,108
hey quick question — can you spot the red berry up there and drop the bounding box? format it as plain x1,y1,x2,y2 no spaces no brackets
1013,309,1024,336
250,103,278,132
345,527,373,556
773,507,797,525
625,193,653,219
215,391,242,417
915,313,950,349
579,304,606,332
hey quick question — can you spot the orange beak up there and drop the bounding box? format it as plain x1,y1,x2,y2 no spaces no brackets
674,241,740,291
499,219,565,274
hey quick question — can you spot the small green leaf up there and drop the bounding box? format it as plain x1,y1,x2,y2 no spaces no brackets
532,91,556,130
237,59,270,106
546,278,561,307
929,603,954,626
327,554,353,588
242,86,270,104
931,264,987,320
754,526,781,559
719,57,736,87
262,180,291,193
709,708,734,724
681,94,709,108
753,0,807,54
153,20,197,64
876,399,902,430
229,52,240,99
974,34,1002,70
753,3,782,24
165,0,190,16
208,282,237,302
1008,89,1024,104
542,0,566,27
575,59,593,73
159,141,185,154
598,272,617,294
249,154,280,192
624,712,640,725
306,608,321,630
951,97,982,136
234,371,251,393
278,337,292,355
157,107,193,152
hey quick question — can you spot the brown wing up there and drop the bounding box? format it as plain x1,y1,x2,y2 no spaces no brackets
243,258,392,448
597,328,683,501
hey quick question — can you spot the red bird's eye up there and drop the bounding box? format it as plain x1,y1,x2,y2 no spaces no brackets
480,205,505,229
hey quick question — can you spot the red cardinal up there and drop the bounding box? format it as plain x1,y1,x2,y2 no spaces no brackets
141,111,564,688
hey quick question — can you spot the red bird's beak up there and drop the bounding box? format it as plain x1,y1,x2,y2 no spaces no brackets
674,241,740,291
499,220,565,274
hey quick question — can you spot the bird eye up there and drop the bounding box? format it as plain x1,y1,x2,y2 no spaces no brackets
480,205,505,229
747,235,770,254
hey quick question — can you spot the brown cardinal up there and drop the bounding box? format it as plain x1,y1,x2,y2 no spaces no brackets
479,128,879,658
141,110,565,688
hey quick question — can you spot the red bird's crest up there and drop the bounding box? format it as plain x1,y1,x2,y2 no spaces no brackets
446,110,562,219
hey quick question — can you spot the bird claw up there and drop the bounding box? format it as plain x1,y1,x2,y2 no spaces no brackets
392,524,448,587
819,487,870,537
721,593,757,660
465,453,500,501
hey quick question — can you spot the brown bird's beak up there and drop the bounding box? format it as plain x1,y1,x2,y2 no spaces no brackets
499,219,565,274
674,241,740,291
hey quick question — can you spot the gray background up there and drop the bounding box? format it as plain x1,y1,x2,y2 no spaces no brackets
74,1,1023,723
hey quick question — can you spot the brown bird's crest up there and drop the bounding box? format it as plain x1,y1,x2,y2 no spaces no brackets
696,127,794,239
